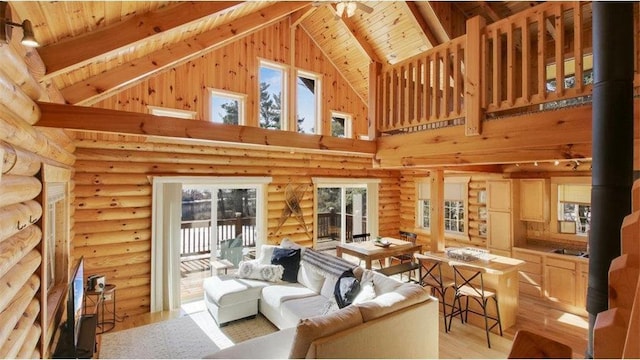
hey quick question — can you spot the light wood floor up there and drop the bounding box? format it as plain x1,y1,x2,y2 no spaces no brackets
111,283,588,359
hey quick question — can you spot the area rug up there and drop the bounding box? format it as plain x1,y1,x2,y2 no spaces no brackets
99,311,278,359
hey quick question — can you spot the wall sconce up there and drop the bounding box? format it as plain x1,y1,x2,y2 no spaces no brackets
0,2,39,47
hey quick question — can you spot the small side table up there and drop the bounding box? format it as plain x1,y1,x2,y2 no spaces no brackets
210,259,234,276
85,284,117,334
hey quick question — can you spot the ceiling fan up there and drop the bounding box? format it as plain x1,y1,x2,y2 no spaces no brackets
313,1,374,18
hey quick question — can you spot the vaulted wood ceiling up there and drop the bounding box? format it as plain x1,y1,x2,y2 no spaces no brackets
8,1,538,107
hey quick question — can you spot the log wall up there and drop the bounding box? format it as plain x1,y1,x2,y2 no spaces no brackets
72,131,400,318
0,41,75,358
92,19,369,138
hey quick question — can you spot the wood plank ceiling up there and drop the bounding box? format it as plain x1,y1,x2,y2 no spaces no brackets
8,1,527,107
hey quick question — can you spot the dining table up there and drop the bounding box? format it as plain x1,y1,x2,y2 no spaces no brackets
335,237,422,270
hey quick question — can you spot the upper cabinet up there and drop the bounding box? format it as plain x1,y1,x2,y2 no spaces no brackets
520,179,550,222
487,180,512,212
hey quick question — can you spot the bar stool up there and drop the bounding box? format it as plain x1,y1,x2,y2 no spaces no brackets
394,231,418,280
448,263,503,348
414,253,456,332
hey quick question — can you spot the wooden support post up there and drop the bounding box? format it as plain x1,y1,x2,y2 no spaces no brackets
368,61,381,140
465,16,485,136
430,169,445,252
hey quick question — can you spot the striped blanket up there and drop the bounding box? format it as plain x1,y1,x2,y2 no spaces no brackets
301,248,357,279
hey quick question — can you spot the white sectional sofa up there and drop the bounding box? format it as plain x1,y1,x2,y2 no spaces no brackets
203,240,439,358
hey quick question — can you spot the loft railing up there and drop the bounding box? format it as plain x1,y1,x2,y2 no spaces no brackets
379,35,466,132
482,2,593,113
376,2,612,135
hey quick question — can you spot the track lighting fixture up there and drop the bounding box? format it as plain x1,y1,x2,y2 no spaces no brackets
0,2,39,47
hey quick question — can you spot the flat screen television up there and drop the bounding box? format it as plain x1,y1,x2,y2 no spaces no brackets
67,256,84,349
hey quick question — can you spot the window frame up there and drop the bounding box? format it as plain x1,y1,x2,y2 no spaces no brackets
258,59,288,131
147,106,197,119
330,111,353,138
551,176,592,241
415,176,470,241
416,178,431,232
296,70,322,135
207,88,247,125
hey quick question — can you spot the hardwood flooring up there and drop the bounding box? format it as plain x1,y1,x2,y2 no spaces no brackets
111,277,588,359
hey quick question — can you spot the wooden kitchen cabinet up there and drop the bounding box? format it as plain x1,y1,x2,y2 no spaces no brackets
520,179,549,222
488,211,512,252
544,256,577,307
577,262,589,310
487,180,512,212
512,249,543,297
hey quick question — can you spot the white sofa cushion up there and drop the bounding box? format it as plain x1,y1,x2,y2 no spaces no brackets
356,283,431,322
280,294,327,322
361,269,404,295
260,283,317,309
258,244,278,265
203,275,268,307
288,304,364,358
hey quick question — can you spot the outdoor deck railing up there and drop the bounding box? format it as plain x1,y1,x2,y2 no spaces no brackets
180,217,256,257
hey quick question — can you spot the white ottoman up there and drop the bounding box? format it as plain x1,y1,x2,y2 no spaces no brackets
203,275,268,326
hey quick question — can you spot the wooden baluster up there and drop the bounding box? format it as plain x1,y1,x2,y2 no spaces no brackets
382,71,389,131
453,43,461,117
424,55,431,122
433,50,441,119
555,4,565,97
573,2,584,92
521,17,531,102
415,60,420,125
443,47,451,117
492,29,501,108
507,22,515,106
391,68,398,129
403,64,410,127
537,10,546,101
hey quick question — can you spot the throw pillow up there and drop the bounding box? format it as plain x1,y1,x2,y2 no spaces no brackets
236,261,284,283
352,279,376,304
333,269,360,308
271,247,301,282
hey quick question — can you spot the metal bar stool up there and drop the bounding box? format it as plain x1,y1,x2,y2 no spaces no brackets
414,253,456,332
448,263,503,348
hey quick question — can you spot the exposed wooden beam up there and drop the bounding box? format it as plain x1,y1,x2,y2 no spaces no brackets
36,102,376,154
330,4,382,64
419,2,454,42
60,2,311,106
290,4,316,27
38,2,243,80
479,1,502,23
405,1,440,47
376,105,594,168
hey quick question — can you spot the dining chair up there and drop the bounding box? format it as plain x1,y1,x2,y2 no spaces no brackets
352,233,370,242
414,253,456,332
448,263,503,348
392,231,418,280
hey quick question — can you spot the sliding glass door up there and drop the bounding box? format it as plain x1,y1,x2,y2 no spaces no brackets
315,179,379,247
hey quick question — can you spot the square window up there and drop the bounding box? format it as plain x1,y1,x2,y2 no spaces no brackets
209,90,245,125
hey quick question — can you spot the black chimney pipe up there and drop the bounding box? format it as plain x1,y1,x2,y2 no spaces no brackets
587,1,634,357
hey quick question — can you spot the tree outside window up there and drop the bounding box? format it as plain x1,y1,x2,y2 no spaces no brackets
209,89,245,125
331,112,352,138
259,64,285,130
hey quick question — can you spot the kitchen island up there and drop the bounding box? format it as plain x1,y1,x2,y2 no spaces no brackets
421,249,524,330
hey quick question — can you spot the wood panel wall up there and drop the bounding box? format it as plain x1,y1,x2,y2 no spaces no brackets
0,42,75,357
71,131,400,318
92,19,369,138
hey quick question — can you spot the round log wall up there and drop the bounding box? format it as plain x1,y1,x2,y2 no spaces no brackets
0,40,75,358
72,132,401,318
